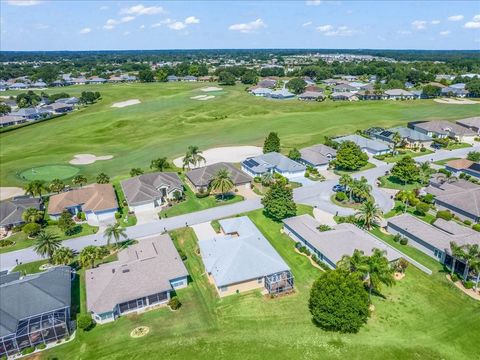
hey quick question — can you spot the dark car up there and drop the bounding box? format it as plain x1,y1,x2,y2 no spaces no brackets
430,143,442,150
332,184,346,192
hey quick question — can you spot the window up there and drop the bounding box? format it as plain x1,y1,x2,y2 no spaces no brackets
220,286,228,292
257,277,263,284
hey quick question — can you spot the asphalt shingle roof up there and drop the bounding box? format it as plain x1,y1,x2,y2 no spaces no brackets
300,144,337,166
186,162,252,188
242,152,306,174
0,197,41,227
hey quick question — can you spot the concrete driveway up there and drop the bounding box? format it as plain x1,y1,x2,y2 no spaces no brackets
135,208,160,225
192,222,218,240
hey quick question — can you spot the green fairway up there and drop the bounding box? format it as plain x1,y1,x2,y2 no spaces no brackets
40,208,480,360
1,83,479,186
18,164,80,182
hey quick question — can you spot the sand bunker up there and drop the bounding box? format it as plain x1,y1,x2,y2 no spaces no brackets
434,98,479,105
200,86,223,92
69,154,114,165
190,95,215,101
173,146,262,168
0,187,24,200
111,99,141,108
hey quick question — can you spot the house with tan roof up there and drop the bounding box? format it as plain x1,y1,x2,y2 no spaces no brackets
85,234,188,323
445,159,480,179
47,184,118,224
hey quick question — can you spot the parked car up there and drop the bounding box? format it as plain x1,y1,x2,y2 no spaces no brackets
430,143,442,150
332,184,346,192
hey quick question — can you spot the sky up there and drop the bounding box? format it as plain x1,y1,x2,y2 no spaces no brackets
0,0,479,51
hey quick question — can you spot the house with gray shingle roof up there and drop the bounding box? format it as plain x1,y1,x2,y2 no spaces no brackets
385,89,414,100
85,234,188,323
456,117,480,134
334,134,391,155
0,115,26,128
299,144,337,170
283,214,402,269
121,172,183,212
0,266,72,357
0,196,41,232
369,126,432,148
412,120,476,142
198,216,293,297
186,162,252,192
241,152,306,179
387,214,479,277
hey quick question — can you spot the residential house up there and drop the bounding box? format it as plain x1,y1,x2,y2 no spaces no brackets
121,172,183,213
8,83,27,90
198,216,293,297
31,81,47,89
298,91,324,101
387,214,479,276
55,97,80,105
450,83,466,90
86,235,188,324
299,144,337,170
332,84,358,93
331,92,358,101
304,84,323,92
441,87,469,98
9,107,45,121
241,152,306,179
283,214,401,269
0,115,27,128
250,87,272,97
425,178,480,222
368,126,432,148
0,197,41,232
445,159,480,179
1,99,18,111
0,266,72,357
257,79,277,88
68,77,87,85
413,120,476,142
269,88,295,99
456,117,480,134
167,75,179,82
356,91,387,100
43,102,74,114
385,89,415,100
186,162,252,192
88,77,107,84
334,134,391,155
182,75,197,82
51,80,65,87
47,184,118,224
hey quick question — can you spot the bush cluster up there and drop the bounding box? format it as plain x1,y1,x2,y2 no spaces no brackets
168,296,182,310
77,313,94,331
335,191,347,202
436,210,453,221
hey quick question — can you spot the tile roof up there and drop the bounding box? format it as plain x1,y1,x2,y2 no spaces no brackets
186,162,252,188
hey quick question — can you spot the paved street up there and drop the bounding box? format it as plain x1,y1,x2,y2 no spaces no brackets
1,144,478,271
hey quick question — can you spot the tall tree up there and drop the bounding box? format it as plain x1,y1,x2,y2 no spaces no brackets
96,173,110,184
186,146,206,168
335,141,368,171
58,210,75,233
150,157,170,172
261,180,296,221
33,231,62,260
356,200,382,230
49,178,65,193
79,245,100,269
449,241,466,276
391,156,420,184
263,132,281,153
0,103,11,115
72,175,87,187
218,71,236,85
52,247,75,265
209,168,234,199
286,78,307,94
130,168,144,177
22,208,44,223
103,223,127,246
24,180,45,198
138,69,155,82
339,174,354,202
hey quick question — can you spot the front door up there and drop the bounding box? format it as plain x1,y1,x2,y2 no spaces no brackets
136,298,144,308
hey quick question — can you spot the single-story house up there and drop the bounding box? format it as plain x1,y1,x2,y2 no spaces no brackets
269,88,295,99
68,77,87,85
55,97,80,105
445,159,480,179
86,234,188,324
385,89,414,100
283,214,402,269
250,87,272,97
299,144,337,170
198,216,293,297
31,81,47,88
356,91,387,100
9,107,44,120
186,162,252,192
456,117,480,134
335,134,391,155
450,83,466,89
241,152,306,179
412,120,476,142
0,266,72,357
258,79,277,88
47,184,118,224
441,87,469,98
387,214,479,277
51,80,65,87
369,126,432,148
167,75,179,82
43,102,74,114
121,172,183,213
0,115,26,128
182,75,197,82
331,92,358,101
425,179,480,223
332,84,358,93
0,196,41,232
8,83,27,90
304,85,323,92
87,77,107,84
298,91,324,101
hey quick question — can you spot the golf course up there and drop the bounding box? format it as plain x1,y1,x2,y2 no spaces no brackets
1,82,480,186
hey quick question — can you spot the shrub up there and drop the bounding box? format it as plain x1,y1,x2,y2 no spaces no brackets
177,248,187,261
415,202,430,216
436,210,453,221
309,269,370,333
65,225,81,236
115,212,122,219
168,296,182,310
317,224,332,232
438,168,451,177
77,313,94,330
0,239,14,248
12,224,23,233
195,191,210,199
77,211,86,221
420,147,426,152
21,347,35,355
422,194,435,204
463,280,474,289
253,176,261,183
400,237,409,245
393,234,402,243
37,343,46,350
463,219,472,226
23,222,41,237
450,273,459,282
472,224,480,232
335,191,347,202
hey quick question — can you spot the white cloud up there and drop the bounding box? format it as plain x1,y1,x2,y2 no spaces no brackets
464,21,480,29
397,30,412,35
6,0,42,6
120,4,164,16
184,16,200,25
412,20,427,30
474,15,480,22
324,25,356,37
306,0,322,5
228,18,266,33
302,21,312,27
448,15,464,21
103,16,135,30
79,27,92,34
168,21,186,31
439,30,450,36
431,20,440,25
316,24,333,32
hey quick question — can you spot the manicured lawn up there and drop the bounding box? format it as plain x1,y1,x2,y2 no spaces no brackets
378,175,423,191
384,201,436,224
12,259,49,275
433,157,460,165
42,207,480,360
330,194,363,209
446,142,472,150
378,149,434,163
0,223,99,254
112,182,137,227
334,162,376,175
2,83,479,186
18,164,80,182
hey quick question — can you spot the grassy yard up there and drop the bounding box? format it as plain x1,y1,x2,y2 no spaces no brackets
384,201,436,224
0,223,98,254
378,149,434,163
112,182,137,227
41,207,480,360
433,157,460,165
2,83,479,186
334,161,376,175
446,142,472,150
378,175,423,191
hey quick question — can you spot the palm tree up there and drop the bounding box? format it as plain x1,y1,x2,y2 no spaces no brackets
79,245,100,269
339,174,353,202
468,255,480,291
52,247,75,265
462,244,480,286
337,249,369,275
365,248,396,300
22,207,44,223
24,180,45,198
72,175,87,188
449,241,465,276
187,145,206,168
150,157,170,172
351,177,372,203
96,172,110,184
33,231,61,260
103,223,127,247
49,178,65,193
261,172,274,186
182,154,191,170
130,168,144,177
356,200,382,230
209,168,234,200
392,132,402,151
